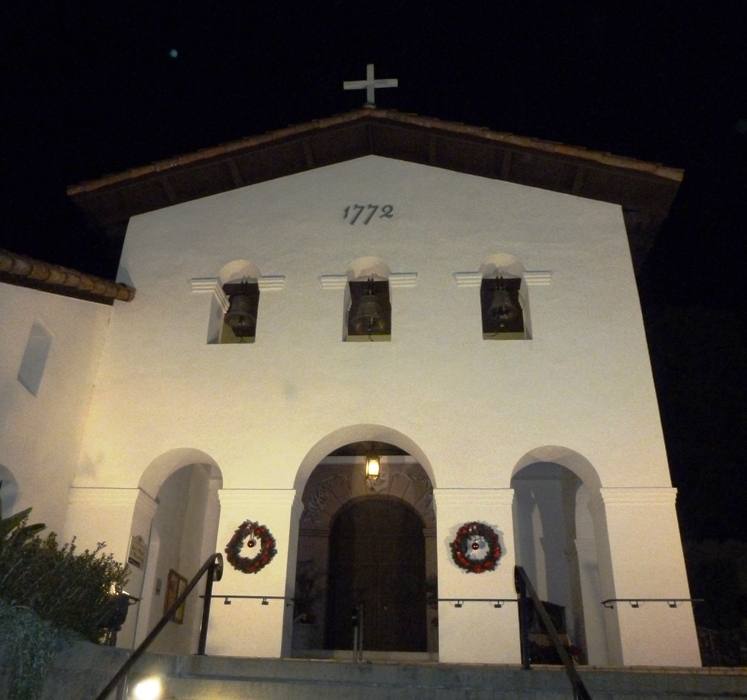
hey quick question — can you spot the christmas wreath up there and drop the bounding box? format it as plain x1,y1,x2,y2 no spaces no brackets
450,521,502,573
225,520,277,574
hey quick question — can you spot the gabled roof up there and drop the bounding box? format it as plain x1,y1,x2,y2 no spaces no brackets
68,109,683,271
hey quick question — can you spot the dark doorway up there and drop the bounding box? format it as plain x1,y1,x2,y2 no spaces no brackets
325,497,427,651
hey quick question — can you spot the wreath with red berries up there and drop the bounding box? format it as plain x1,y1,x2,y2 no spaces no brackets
225,520,277,574
450,522,502,573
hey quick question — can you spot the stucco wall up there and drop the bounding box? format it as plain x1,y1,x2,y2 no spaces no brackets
58,156,700,665
73,155,668,496
0,283,109,532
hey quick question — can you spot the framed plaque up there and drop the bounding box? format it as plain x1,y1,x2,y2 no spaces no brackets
164,569,188,623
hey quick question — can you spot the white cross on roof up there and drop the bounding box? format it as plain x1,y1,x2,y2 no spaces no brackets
343,64,398,108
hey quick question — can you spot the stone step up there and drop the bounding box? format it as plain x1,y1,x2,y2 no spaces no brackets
163,656,747,700
34,642,747,700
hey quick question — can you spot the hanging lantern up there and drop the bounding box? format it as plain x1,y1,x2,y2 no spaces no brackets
223,281,260,340
365,454,381,481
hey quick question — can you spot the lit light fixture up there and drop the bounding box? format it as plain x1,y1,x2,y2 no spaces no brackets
365,454,381,481
132,677,164,700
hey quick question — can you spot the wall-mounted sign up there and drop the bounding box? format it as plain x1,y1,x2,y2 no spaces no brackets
128,535,147,569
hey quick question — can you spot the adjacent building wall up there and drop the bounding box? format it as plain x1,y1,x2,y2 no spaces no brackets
0,283,110,532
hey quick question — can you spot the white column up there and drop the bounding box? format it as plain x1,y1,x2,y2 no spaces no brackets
434,488,520,664
188,472,223,652
596,487,700,666
206,489,302,658
575,536,609,665
575,485,609,665
122,490,159,648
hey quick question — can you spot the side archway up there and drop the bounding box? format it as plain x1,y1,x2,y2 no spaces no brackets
126,449,223,653
511,446,612,666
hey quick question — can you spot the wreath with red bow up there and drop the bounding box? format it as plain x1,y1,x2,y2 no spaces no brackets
450,522,502,573
225,520,277,574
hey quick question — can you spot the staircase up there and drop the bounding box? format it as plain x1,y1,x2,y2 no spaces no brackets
36,643,747,700
160,656,747,700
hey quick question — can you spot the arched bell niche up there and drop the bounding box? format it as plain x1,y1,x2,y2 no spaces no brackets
478,253,532,339
343,257,392,342
207,259,262,344
292,440,437,656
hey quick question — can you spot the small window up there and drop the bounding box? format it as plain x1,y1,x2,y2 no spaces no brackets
17,321,52,395
480,276,525,340
346,278,391,342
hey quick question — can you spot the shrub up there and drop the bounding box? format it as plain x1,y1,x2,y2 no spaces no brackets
0,504,129,700
0,506,129,642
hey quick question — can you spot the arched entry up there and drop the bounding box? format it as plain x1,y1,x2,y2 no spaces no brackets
292,438,437,656
327,497,427,651
511,448,610,665
125,449,223,654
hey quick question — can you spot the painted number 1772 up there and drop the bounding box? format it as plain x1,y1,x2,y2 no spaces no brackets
344,204,394,225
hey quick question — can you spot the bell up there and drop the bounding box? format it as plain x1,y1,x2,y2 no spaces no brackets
224,289,257,338
488,283,519,326
351,280,386,335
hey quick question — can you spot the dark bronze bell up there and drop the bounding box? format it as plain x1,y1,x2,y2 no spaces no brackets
224,287,257,338
488,280,520,326
351,279,386,335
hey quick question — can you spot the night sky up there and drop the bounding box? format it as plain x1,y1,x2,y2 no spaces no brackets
2,3,746,541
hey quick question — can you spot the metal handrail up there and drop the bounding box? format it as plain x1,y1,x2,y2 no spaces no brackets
601,597,703,609
438,597,518,608
203,594,293,605
515,565,591,700
93,552,223,700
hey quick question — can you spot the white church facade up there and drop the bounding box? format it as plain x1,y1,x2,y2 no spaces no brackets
0,109,701,667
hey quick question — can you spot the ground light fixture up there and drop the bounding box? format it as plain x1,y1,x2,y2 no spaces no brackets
131,677,164,700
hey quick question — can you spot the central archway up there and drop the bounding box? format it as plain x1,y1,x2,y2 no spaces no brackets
291,436,437,656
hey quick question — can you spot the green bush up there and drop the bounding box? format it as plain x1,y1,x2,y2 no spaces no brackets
0,504,129,700
0,506,129,642
0,601,67,700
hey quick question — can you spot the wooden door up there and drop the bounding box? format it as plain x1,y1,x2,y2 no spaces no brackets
325,498,427,651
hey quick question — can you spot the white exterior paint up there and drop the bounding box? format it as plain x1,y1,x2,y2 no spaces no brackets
2,155,700,666
0,283,110,532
